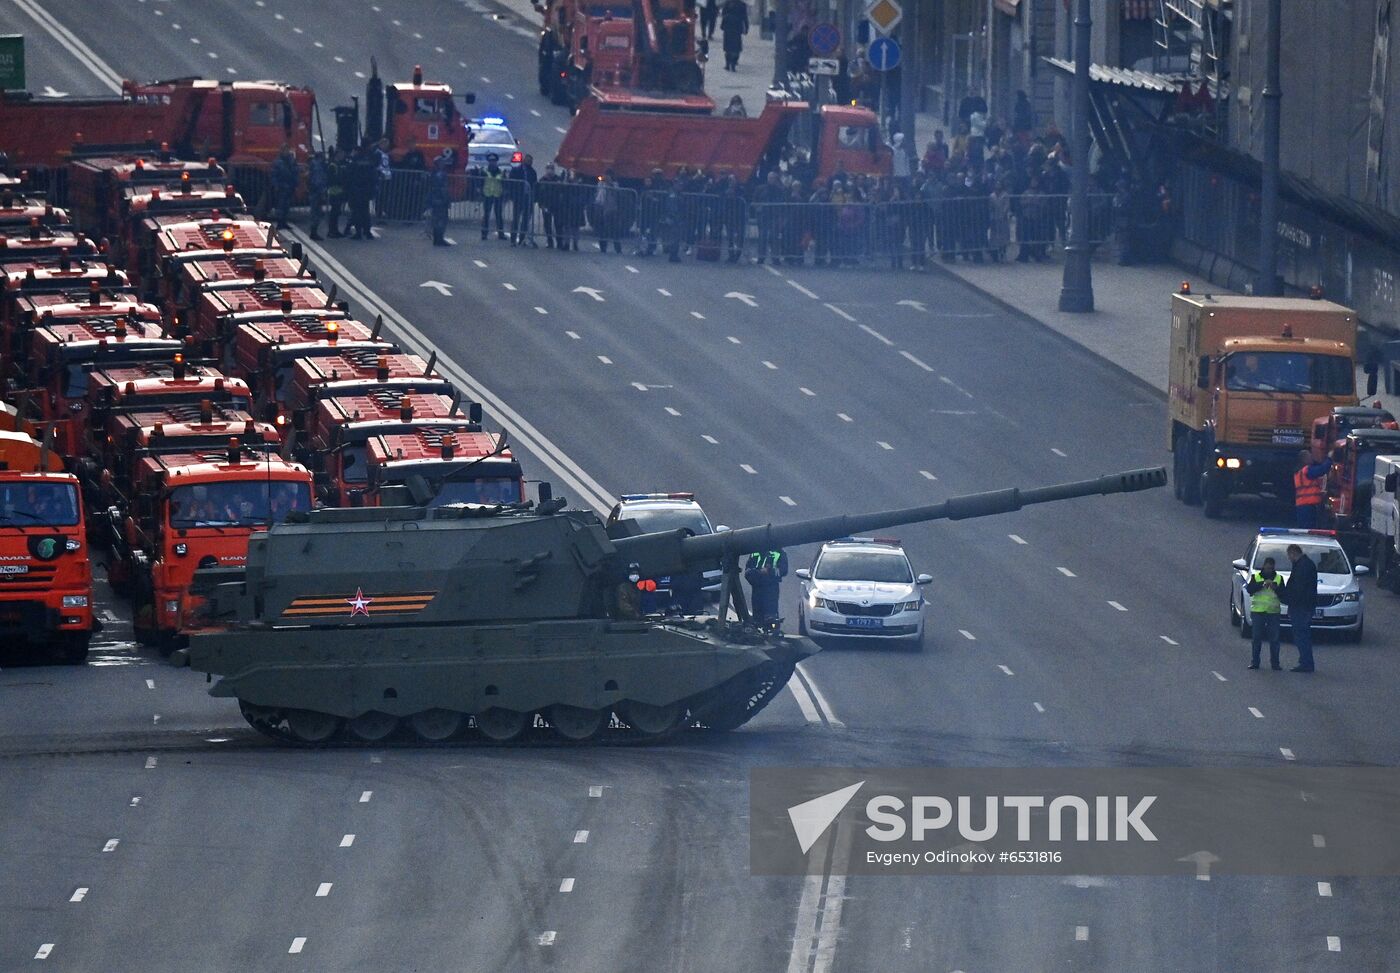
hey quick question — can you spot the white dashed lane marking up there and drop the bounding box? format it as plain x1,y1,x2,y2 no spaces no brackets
788,280,819,299
473,259,487,268
837,412,853,422
537,931,558,946
589,785,604,798
664,407,681,416
1327,936,1341,952
316,883,332,897
740,464,757,474
799,387,815,396
535,306,548,314
624,264,638,273
877,441,893,450
560,878,575,892
1280,747,1296,761
1058,567,1076,577
596,356,612,365
565,331,581,340
726,336,741,344
1313,833,1327,848
359,791,372,803
1033,702,1046,713
997,665,1014,676
1051,447,1068,457
145,678,155,689
1107,600,1127,611
289,938,306,954
702,435,718,444
762,360,778,370
690,311,705,319
919,470,937,480
102,839,119,852
69,888,88,903
958,630,976,640
858,323,893,345
1009,534,1026,544
1160,636,1179,645
530,108,542,116
144,756,157,769
1249,707,1264,719
657,288,671,296
1075,926,1089,942
1212,670,1228,681
824,303,856,322
899,350,935,372
780,496,797,506
502,282,517,291
573,830,589,843
339,834,355,847
1317,881,1332,897
35,944,54,960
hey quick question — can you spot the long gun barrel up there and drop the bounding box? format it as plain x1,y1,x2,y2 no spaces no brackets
612,467,1167,576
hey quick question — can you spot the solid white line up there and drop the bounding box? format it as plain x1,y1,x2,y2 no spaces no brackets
1051,447,1068,457
1058,567,1076,577
664,406,681,416
1075,926,1089,942
920,470,936,480
35,944,54,960
899,350,935,372
998,664,1014,676
1313,833,1326,848
1280,747,1296,761
534,306,548,314
740,464,757,474
359,790,372,803
502,282,517,291
800,387,815,396
792,662,841,725
102,839,119,852
786,672,821,722
1009,534,1027,544
787,875,823,973
70,888,88,903
762,360,778,370
877,441,893,450
657,288,672,296
788,279,819,299
824,303,856,322
1212,670,1228,681
1108,600,1127,611
289,937,306,954
573,830,589,843
837,412,853,422
596,355,612,364
763,263,783,277
1033,702,1046,713
727,336,742,344
702,434,719,444
1160,636,1179,645
339,834,355,847
780,495,796,506
146,678,155,689
560,878,575,892
959,630,976,640
316,883,332,897
288,232,617,513
537,931,557,946
690,311,705,319
12,0,123,91
589,785,604,798
1249,707,1264,719
565,330,581,340
1327,936,1341,952
1317,881,1332,897
858,324,894,345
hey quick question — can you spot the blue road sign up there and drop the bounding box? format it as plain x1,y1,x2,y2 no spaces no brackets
808,22,841,58
867,36,900,72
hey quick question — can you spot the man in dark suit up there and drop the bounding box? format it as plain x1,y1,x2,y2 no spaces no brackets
1282,543,1318,672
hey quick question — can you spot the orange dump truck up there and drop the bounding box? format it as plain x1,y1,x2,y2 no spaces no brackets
0,431,93,663
1168,292,1359,517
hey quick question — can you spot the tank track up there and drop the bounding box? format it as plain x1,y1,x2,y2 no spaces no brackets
235,657,801,746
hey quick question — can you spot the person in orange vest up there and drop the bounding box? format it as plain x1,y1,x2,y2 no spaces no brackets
1292,450,1331,528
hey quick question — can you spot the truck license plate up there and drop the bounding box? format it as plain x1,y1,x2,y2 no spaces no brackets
1272,430,1304,445
844,616,883,628
0,565,29,575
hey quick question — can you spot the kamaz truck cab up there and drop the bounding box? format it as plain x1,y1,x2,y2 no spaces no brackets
284,351,452,421
1323,428,1400,550
231,316,390,414
0,431,92,663
364,428,522,507
194,280,335,349
163,249,307,319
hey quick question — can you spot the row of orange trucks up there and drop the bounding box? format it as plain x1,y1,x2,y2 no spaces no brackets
0,147,525,664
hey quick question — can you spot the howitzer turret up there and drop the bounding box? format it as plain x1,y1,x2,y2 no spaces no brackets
185,467,1166,745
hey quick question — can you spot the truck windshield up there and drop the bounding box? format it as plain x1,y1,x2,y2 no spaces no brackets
0,482,80,527
168,480,310,527
1224,353,1353,395
431,477,523,506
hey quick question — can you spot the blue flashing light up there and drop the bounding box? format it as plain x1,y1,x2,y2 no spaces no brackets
1259,527,1338,537
478,116,506,126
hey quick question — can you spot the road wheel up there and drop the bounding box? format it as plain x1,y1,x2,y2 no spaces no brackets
1239,613,1252,639
1230,595,1240,627
1201,470,1225,519
58,631,90,665
1176,437,1202,505
474,708,529,742
547,704,607,741
348,711,399,742
285,709,342,744
617,699,687,737
409,709,465,742
797,607,809,636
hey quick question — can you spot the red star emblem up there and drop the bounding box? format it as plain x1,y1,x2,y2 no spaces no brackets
346,587,372,616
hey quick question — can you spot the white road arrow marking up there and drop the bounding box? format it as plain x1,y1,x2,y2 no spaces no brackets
572,286,605,302
897,299,928,312
420,280,454,296
725,291,758,307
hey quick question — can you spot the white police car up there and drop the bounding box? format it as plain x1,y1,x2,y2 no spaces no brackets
796,537,931,646
1230,527,1368,642
466,116,522,169
606,493,725,612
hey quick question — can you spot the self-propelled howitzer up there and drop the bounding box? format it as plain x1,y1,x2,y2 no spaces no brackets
185,467,1165,745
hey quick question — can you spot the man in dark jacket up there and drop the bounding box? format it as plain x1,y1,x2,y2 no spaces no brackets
1281,544,1319,672
271,144,299,230
720,0,748,71
508,153,539,247
537,163,564,249
426,152,452,246
345,145,378,241
306,151,330,241
744,548,788,628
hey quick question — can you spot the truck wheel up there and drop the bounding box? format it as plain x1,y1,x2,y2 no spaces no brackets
1201,470,1225,519
1174,437,1201,505
59,631,90,665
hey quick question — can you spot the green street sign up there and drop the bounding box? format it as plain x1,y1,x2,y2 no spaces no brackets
0,35,24,91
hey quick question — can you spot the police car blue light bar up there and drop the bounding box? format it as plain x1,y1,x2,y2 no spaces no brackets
1258,527,1337,536
478,116,505,125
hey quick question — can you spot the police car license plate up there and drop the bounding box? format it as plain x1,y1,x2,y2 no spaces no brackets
844,617,883,628
0,565,28,575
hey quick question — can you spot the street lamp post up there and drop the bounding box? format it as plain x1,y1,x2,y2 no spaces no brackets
1256,0,1282,296
772,0,788,88
1058,0,1095,313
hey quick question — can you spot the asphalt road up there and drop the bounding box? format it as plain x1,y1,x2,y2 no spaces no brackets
2,1,1399,971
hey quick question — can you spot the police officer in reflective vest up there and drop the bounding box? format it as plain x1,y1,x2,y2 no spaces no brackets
1293,450,1330,528
1244,556,1283,670
744,548,788,627
480,154,506,241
